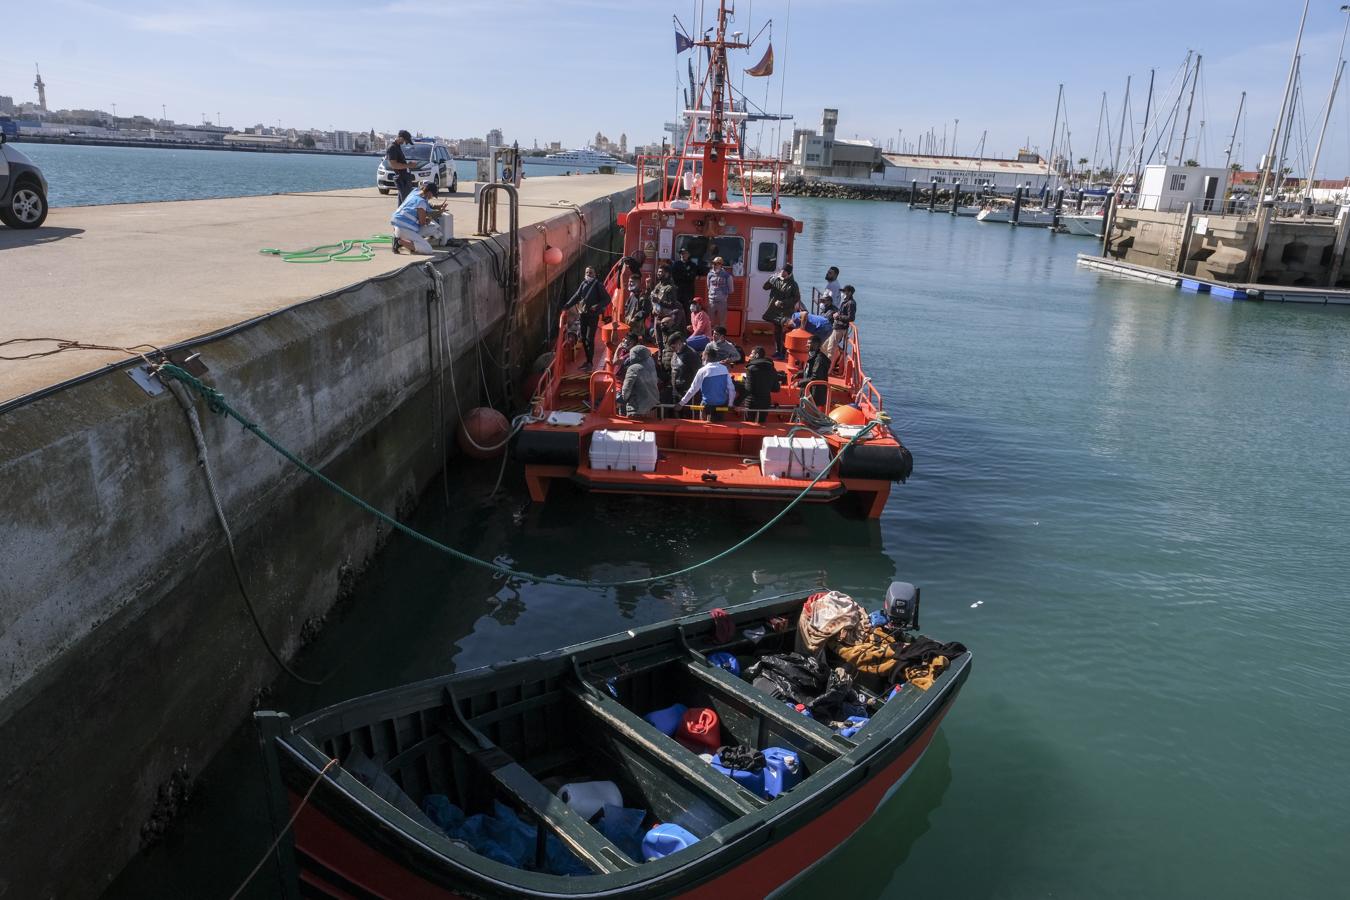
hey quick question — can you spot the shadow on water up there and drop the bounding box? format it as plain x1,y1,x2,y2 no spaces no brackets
0,225,85,249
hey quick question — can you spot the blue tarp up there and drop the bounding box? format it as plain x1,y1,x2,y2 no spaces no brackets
423,796,589,876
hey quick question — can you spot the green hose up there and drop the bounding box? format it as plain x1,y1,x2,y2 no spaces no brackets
157,363,878,589
259,235,394,263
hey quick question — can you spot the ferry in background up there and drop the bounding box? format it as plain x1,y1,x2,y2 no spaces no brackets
515,0,912,518
531,147,634,169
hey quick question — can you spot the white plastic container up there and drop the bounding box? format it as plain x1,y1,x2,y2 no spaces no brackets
759,435,831,479
588,429,658,473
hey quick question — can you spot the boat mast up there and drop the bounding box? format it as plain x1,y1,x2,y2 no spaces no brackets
1045,84,1063,193
1177,54,1202,164
1165,51,1193,164
1113,74,1131,179
687,0,749,207
1249,0,1311,281
1135,68,1155,189
1224,91,1246,173
1304,6,1350,207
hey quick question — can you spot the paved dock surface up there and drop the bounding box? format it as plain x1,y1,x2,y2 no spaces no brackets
0,175,636,402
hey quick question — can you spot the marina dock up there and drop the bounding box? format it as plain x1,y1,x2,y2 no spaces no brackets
0,174,650,899
1076,253,1350,304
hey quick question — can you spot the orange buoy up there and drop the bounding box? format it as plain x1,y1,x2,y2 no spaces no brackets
543,246,564,266
457,407,510,459
829,404,867,426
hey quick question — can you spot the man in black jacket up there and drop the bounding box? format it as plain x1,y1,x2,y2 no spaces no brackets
669,246,705,307
762,263,802,360
563,266,610,370
659,332,700,416
741,346,785,423
797,335,831,407
386,130,416,202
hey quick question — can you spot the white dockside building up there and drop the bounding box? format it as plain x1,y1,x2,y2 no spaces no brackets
876,151,1053,193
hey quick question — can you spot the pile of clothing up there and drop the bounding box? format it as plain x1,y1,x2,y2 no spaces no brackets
798,590,967,693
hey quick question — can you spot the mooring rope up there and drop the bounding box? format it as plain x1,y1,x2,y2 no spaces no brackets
156,363,878,589
227,757,339,900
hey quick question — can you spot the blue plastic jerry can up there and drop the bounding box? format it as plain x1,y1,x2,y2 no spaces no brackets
761,747,802,797
787,702,813,719
709,754,766,795
837,715,869,738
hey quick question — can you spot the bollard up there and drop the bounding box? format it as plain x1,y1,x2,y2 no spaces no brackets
928,180,937,212
910,179,918,208
1012,187,1023,226
951,181,961,215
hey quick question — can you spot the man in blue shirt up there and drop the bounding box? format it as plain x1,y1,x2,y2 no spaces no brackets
679,347,734,422
390,181,444,254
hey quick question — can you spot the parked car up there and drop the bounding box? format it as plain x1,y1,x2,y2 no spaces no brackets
0,133,48,229
377,140,457,195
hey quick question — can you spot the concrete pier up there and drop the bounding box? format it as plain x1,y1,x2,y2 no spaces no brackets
0,175,650,897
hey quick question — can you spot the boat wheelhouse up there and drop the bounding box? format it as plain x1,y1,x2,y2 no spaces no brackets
515,1,911,518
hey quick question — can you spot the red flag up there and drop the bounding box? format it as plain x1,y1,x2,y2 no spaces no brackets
745,44,774,77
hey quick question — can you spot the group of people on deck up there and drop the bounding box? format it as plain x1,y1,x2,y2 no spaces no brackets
559,253,859,422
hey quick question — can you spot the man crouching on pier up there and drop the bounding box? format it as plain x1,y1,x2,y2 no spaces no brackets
390,181,446,254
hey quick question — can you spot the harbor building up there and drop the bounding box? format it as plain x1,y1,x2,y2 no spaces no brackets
876,150,1052,193
1135,163,1229,212
791,109,884,179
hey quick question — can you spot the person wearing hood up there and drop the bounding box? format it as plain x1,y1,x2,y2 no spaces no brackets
618,345,659,418
741,346,785,423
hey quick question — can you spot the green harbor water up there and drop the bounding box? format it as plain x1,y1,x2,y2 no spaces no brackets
107,196,1350,899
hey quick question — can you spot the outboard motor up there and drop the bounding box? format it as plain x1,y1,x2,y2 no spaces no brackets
883,581,920,631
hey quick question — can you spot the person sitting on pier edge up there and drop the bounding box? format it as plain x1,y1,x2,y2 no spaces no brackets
797,334,831,408
741,346,784,423
689,298,713,340
762,263,800,360
827,284,857,374
819,266,842,314
706,256,734,328
390,181,446,255
618,345,659,418
707,324,742,365
679,347,735,422
562,266,611,371
625,275,654,343
670,246,704,307
387,130,416,202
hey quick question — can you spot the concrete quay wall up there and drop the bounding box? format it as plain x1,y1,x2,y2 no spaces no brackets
0,182,643,898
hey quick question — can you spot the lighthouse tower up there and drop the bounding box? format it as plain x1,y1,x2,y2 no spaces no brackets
33,64,47,112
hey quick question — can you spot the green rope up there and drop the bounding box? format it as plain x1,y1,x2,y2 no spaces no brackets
157,364,878,589
259,235,395,263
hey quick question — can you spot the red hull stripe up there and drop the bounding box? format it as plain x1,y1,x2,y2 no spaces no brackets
289,707,949,899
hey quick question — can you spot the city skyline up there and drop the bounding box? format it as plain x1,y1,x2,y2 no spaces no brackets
7,1,1350,174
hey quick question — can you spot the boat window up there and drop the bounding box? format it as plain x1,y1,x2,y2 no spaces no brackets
756,241,778,272
674,235,744,268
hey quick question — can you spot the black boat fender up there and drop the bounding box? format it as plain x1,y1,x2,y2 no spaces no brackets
837,441,913,482
513,428,581,465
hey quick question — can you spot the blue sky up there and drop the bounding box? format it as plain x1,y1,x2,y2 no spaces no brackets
6,0,1350,175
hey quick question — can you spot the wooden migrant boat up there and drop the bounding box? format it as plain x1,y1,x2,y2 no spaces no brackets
514,1,911,519
254,587,971,898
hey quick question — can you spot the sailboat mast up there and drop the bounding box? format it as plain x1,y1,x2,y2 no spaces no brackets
1224,91,1246,172
1045,84,1063,191
1136,69,1155,187
1113,74,1131,178
1165,51,1193,164
1305,7,1350,205
1178,54,1202,164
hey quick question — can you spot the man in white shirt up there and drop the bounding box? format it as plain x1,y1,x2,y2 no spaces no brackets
390,182,444,254
819,265,842,314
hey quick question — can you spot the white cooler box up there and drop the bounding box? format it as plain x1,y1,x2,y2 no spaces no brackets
760,435,831,479
588,429,658,473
